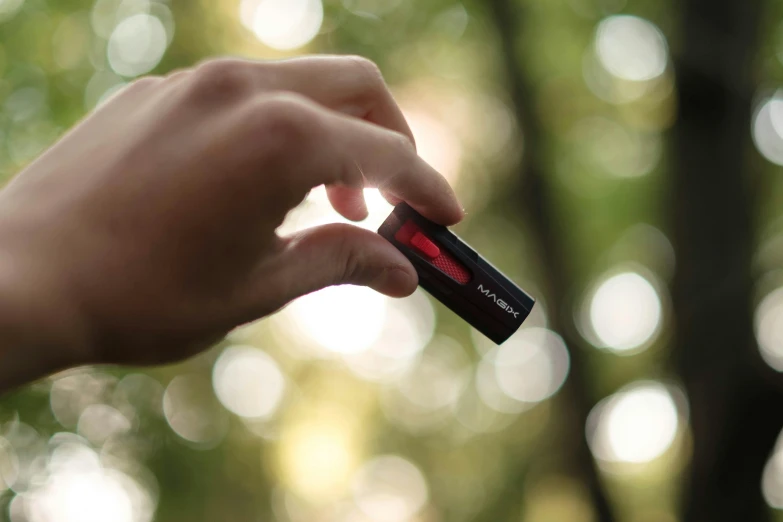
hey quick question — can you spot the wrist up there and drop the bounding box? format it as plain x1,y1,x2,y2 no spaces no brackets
0,232,92,392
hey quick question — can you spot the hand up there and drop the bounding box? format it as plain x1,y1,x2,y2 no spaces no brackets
0,55,463,388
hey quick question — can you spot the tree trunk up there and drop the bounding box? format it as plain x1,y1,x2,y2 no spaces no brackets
670,1,780,521
484,0,617,520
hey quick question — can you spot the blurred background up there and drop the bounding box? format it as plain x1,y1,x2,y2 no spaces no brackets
0,0,782,521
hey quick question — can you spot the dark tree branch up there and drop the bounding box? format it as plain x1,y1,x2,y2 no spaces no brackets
482,0,616,521
670,1,783,521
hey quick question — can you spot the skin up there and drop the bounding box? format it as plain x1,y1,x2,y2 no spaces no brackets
0,55,463,393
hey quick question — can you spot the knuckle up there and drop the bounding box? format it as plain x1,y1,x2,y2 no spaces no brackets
347,55,382,77
189,59,251,102
252,94,319,148
346,55,385,92
389,130,416,159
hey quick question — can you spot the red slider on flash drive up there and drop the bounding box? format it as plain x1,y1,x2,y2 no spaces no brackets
394,219,472,284
410,232,440,259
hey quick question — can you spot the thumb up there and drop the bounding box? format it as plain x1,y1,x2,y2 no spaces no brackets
270,223,419,302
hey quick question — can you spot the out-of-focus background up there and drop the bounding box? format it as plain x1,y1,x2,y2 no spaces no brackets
0,0,782,521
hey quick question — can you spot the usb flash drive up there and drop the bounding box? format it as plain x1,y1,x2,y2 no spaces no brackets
378,203,535,345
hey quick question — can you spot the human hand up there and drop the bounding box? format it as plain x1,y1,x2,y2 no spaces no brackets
0,55,463,388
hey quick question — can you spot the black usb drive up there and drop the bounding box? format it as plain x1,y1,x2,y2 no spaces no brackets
378,203,535,345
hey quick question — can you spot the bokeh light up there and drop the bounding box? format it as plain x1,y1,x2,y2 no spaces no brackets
570,117,662,178
5,88,46,122
471,301,550,356
476,352,530,415
108,14,169,77
455,380,518,434
162,375,229,447
212,344,286,419
392,336,468,412
753,91,783,167
0,0,23,23
283,285,388,354
0,436,18,491
583,270,663,354
380,335,470,434
476,327,569,413
84,71,125,110
279,405,362,502
609,224,677,282
17,437,155,522
762,428,783,509
585,15,671,104
352,455,429,522
77,404,132,447
50,370,117,430
403,107,464,186
587,382,680,465
494,328,570,403
112,373,165,419
241,0,324,51
594,15,668,82
91,0,120,38
2,421,45,495
754,286,783,371
344,288,436,382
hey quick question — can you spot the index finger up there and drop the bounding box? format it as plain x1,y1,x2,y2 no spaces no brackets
199,55,416,146
191,56,420,221
263,55,416,146
253,94,463,226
